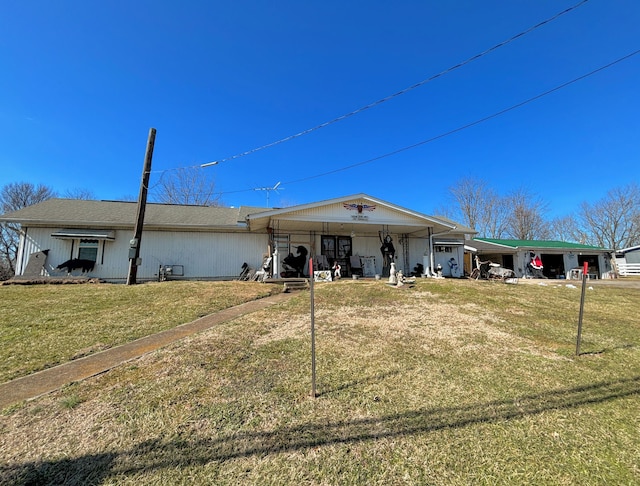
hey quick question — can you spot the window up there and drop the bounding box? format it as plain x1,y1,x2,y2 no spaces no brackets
321,236,336,260
78,239,99,261
435,245,453,253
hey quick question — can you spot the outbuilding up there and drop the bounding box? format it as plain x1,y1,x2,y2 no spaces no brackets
613,245,640,276
470,238,613,279
1,194,475,282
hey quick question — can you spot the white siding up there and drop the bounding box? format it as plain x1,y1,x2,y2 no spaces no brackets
433,244,464,277
283,200,430,227
18,227,104,276
137,231,268,281
351,234,390,275
15,227,269,282
408,236,430,275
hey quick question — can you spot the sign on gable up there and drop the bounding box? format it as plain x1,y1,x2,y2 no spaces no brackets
343,203,376,221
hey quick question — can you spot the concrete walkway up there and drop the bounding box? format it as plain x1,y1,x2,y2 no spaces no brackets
0,291,295,409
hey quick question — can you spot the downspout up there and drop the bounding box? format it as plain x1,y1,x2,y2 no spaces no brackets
429,226,457,277
16,227,27,276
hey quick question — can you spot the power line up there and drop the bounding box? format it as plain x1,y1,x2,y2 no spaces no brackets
216,49,639,192
200,0,590,167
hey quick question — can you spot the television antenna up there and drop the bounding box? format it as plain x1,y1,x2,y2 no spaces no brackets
254,181,283,207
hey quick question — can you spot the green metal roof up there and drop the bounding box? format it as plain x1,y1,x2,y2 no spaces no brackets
474,238,609,251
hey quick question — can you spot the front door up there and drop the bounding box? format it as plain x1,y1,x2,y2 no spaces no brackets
321,235,352,277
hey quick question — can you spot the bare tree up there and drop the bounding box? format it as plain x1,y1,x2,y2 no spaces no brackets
481,192,510,239
503,188,550,240
548,215,588,243
62,188,96,200
152,167,222,206
579,183,640,250
0,182,56,277
446,177,509,238
448,177,486,231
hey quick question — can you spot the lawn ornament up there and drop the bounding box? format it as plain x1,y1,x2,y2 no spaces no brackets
332,261,341,279
388,262,397,284
282,245,308,277
379,233,395,277
56,258,95,274
527,252,545,278
448,257,460,277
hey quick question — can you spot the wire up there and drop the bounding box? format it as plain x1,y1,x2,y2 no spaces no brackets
216,49,639,192
200,0,590,167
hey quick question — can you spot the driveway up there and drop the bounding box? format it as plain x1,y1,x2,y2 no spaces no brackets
518,277,640,290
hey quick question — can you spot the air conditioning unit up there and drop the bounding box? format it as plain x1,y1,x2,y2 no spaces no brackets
159,264,184,281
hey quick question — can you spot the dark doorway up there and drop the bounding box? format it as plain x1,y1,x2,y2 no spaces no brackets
502,254,514,270
541,254,565,279
578,254,600,278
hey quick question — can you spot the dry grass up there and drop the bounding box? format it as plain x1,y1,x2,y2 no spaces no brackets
1,279,638,485
0,281,279,382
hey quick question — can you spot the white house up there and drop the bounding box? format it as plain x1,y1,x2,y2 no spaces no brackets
1,194,475,283
613,245,640,276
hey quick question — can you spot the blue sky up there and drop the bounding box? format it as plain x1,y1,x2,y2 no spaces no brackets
1,1,638,218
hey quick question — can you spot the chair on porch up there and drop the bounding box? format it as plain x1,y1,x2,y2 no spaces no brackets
313,254,329,270
349,255,363,277
253,255,272,282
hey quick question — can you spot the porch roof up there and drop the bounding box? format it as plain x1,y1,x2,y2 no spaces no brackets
246,193,472,237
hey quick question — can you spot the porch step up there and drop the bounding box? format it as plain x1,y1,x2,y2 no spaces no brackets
283,279,309,292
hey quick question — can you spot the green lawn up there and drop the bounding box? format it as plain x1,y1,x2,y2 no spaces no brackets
1,279,638,485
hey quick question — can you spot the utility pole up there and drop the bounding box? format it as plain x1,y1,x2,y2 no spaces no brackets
575,261,589,355
309,257,317,398
127,128,156,285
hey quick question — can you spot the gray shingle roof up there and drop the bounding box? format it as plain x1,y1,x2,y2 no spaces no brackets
0,199,270,230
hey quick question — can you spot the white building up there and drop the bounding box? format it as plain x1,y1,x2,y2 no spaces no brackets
613,245,640,276
469,238,613,279
1,194,475,282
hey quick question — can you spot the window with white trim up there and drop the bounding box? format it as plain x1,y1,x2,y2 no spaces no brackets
78,239,99,261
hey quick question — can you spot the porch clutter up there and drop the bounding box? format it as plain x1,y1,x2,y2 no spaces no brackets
411,263,424,277
386,266,416,288
23,250,49,277
379,233,396,278
470,255,517,283
527,252,545,279
395,271,416,287
470,239,611,280
448,258,460,277
282,246,308,277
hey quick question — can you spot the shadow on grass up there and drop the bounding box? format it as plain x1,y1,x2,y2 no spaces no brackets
3,376,639,485
579,343,637,356
317,370,402,397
